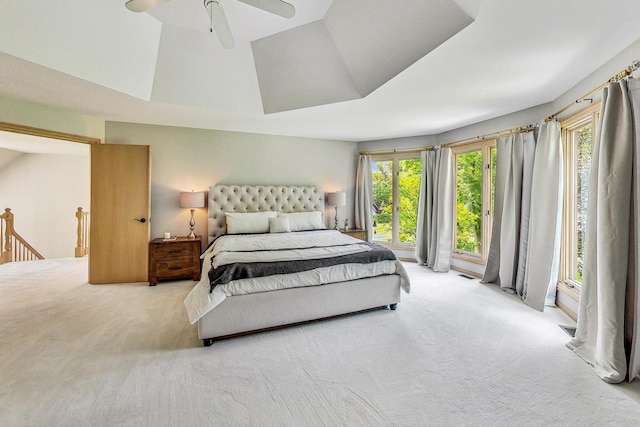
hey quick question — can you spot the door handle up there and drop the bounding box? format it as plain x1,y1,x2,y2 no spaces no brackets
134,218,147,223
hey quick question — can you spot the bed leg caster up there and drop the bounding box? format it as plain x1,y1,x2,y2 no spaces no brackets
203,338,215,347
389,303,398,310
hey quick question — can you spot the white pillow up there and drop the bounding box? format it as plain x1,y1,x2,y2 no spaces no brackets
269,216,291,233
279,211,325,232
225,211,277,234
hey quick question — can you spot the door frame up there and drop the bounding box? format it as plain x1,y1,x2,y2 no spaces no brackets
0,121,99,264
0,121,101,146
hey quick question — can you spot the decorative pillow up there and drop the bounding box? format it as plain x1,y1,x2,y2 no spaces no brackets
225,211,277,234
279,211,325,232
269,216,291,233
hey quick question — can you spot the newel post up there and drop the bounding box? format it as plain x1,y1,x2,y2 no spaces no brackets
1,208,13,264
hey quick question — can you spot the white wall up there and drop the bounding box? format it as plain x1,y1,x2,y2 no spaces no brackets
104,122,358,247
0,147,23,171
0,94,105,142
0,151,90,258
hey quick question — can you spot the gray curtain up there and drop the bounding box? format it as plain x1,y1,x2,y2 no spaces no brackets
355,154,373,241
415,147,453,272
415,150,434,265
567,79,640,383
483,132,536,291
483,127,563,307
522,121,563,310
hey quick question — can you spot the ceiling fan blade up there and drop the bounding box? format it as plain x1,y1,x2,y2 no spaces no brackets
237,0,295,19
204,0,235,49
125,0,172,13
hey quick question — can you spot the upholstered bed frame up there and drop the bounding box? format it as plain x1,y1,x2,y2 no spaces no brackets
207,185,326,241
197,185,401,346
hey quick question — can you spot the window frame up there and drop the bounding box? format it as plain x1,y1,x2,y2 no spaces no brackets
370,151,422,250
452,140,496,265
559,102,600,292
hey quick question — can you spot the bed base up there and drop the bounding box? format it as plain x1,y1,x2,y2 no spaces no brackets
201,304,396,347
198,274,401,346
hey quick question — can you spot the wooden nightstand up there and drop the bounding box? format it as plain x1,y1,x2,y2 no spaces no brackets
341,229,367,241
148,236,201,286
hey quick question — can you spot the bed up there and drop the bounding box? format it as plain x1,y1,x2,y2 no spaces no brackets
183,185,410,346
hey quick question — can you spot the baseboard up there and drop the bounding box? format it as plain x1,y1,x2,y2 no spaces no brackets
556,282,579,321
556,299,577,322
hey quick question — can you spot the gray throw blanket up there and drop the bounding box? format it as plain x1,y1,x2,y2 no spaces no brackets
209,242,396,292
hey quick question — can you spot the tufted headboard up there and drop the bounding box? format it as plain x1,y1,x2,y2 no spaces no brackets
208,185,325,243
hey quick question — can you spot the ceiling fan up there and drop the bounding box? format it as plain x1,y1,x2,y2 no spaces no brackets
125,0,296,49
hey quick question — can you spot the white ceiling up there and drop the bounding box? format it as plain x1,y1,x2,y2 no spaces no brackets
1,0,640,143
0,130,88,172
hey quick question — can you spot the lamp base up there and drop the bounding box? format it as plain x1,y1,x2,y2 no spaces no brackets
188,209,196,239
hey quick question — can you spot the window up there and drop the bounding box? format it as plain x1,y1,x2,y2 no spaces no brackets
560,103,599,287
453,141,496,263
370,153,422,248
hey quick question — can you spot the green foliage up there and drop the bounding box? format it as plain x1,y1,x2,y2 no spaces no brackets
456,201,480,252
371,158,422,244
576,125,592,281
398,158,421,243
372,161,392,241
456,150,483,254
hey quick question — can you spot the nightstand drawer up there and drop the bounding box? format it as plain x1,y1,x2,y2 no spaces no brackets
148,236,201,286
155,243,193,259
156,259,194,278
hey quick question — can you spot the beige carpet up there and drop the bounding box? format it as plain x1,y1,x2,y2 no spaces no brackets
1,258,640,426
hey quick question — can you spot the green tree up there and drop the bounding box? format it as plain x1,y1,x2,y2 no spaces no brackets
456,151,483,253
398,158,422,243
371,158,422,243
576,125,592,281
372,160,392,241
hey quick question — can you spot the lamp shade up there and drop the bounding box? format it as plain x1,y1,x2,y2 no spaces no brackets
327,191,346,207
180,191,205,208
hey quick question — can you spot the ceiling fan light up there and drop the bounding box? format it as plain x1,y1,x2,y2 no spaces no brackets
237,0,295,19
125,0,171,13
204,0,235,49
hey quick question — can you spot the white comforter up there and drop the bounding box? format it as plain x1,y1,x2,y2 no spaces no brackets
208,230,373,268
184,230,410,324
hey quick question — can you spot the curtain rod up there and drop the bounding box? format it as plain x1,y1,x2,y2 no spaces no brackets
359,125,534,155
359,146,433,155
360,59,640,156
437,58,640,148
442,125,535,148
545,59,640,122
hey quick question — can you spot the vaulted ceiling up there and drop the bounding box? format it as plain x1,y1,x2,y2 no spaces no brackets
1,0,640,142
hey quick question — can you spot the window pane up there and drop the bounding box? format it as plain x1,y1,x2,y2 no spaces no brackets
371,160,392,242
398,158,422,244
576,124,592,282
456,150,483,254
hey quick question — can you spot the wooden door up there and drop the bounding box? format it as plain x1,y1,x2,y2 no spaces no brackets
89,144,151,284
